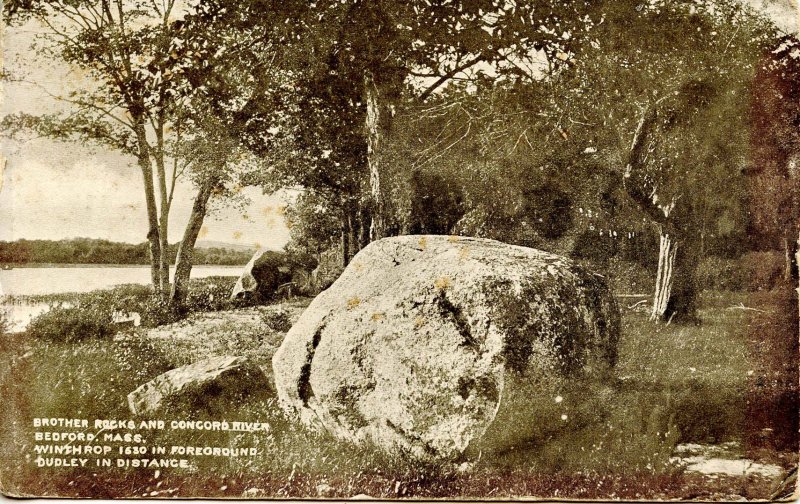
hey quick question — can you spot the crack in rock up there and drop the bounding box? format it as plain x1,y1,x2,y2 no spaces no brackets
298,322,325,406
435,290,480,350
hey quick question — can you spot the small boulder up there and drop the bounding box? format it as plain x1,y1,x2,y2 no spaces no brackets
128,355,272,415
272,235,619,461
231,249,291,302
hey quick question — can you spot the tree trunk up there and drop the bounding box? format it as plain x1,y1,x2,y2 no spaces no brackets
347,209,357,262
357,203,370,251
170,177,216,308
133,124,162,295
624,101,700,324
154,146,171,297
158,210,170,296
651,232,677,320
651,230,698,322
365,72,387,242
784,236,793,282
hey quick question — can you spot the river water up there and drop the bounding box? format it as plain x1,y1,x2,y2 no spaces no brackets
0,265,242,332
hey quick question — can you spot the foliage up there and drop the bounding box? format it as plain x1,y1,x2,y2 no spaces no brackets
260,308,292,333
21,277,245,342
185,276,240,312
547,0,779,276
748,35,800,249
180,0,605,262
308,246,346,293
696,251,788,292
284,193,341,258
2,0,256,301
26,300,116,343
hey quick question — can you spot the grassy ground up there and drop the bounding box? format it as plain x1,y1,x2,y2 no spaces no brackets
0,289,796,499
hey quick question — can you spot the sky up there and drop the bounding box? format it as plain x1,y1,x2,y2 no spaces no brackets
0,139,293,247
0,0,796,248
0,18,293,249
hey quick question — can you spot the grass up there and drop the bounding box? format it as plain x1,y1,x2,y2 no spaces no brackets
11,277,248,342
0,289,796,499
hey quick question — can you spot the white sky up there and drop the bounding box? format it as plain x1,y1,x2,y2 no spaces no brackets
0,0,796,248
0,18,292,249
0,138,293,248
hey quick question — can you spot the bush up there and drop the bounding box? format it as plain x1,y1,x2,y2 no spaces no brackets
577,257,654,295
743,251,787,291
23,277,247,340
695,256,747,291
261,308,292,332
571,230,618,262
185,276,239,312
26,304,115,342
311,246,345,293
696,251,787,292
137,296,183,327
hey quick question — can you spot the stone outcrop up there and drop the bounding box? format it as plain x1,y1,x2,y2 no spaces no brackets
128,355,271,415
272,235,620,461
231,249,291,302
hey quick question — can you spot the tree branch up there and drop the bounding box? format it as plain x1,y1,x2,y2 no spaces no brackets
417,55,485,102
623,96,677,226
9,77,134,130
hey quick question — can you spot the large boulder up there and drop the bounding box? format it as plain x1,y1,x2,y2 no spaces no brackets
128,355,272,415
272,235,620,461
231,249,292,302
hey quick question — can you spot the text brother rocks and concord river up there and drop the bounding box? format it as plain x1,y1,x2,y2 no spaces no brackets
31,417,268,470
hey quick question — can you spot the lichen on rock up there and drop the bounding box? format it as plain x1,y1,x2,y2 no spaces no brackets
272,235,620,461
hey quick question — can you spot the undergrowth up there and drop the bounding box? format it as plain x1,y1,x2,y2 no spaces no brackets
0,290,795,499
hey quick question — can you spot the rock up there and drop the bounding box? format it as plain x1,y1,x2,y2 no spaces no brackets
231,249,291,302
241,488,268,498
128,355,272,415
272,235,620,461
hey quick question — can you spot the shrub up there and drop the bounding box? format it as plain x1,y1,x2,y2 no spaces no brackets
696,251,787,292
577,257,654,295
261,308,292,332
695,256,747,291
137,296,183,327
571,230,618,262
185,276,239,312
743,251,787,291
26,304,115,342
310,246,345,293
23,277,247,339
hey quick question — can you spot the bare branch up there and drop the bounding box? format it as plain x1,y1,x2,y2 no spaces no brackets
417,55,485,102
8,77,135,130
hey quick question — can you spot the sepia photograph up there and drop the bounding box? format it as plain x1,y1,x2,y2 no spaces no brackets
1,0,799,500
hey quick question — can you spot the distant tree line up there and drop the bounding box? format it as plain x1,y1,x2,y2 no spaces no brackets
0,239,253,266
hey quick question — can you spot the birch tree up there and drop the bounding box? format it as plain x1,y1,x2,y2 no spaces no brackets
3,0,241,306
546,0,778,322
